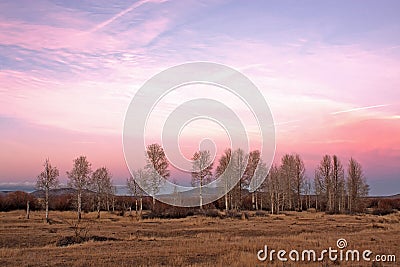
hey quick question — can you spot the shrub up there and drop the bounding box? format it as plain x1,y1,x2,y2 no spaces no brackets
0,191,38,211
255,210,268,217
145,205,195,219
200,209,221,218
49,194,74,211
372,199,397,216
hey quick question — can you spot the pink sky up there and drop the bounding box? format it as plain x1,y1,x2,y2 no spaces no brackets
0,1,399,195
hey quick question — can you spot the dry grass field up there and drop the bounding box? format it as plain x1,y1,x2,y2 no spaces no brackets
0,210,399,266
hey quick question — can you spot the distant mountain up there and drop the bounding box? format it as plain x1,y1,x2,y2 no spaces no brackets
0,183,36,193
0,184,129,196
366,193,400,199
31,188,80,198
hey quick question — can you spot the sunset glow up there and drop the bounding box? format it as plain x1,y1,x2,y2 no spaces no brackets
1,1,399,195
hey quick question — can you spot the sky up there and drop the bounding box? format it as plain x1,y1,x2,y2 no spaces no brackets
0,0,399,196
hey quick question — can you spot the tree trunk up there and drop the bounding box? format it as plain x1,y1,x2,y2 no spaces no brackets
26,201,30,219
45,188,49,223
199,182,203,210
97,195,101,219
77,191,82,221
239,180,242,209
225,193,228,212
300,196,303,211
271,194,274,214
348,194,351,213
106,197,110,212
255,192,259,210
297,184,301,212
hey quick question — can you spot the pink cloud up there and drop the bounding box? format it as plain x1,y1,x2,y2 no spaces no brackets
0,21,121,51
275,110,400,181
0,119,128,183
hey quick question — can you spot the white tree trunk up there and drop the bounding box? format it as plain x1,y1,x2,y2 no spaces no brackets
199,183,203,209
26,201,30,219
225,193,228,212
78,191,82,220
255,192,259,210
45,188,49,222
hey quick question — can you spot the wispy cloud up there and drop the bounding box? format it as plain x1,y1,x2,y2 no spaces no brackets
89,0,167,33
1,0,399,188
330,104,390,115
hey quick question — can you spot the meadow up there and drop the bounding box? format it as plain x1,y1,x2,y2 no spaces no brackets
0,210,399,266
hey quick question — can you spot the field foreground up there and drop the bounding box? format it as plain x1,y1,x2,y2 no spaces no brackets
0,210,399,266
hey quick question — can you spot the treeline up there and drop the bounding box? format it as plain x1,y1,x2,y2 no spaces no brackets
1,190,398,217
129,144,370,214
0,143,392,222
0,190,155,213
254,154,370,214
32,156,117,222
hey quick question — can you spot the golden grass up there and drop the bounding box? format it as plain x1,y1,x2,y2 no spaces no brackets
0,210,399,266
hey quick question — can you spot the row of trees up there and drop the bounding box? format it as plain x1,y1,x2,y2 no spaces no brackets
36,156,113,222
35,144,370,221
126,143,170,214
258,154,369,214
314,155,369,213
127,145,268,211
128,144,369,214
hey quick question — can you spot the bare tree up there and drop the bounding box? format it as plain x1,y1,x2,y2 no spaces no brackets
231,148,248,209
127,175,137,215
266,164,283,214
104,183,115,212
293,154,305,211
90,167,113,219
347,158,369,213
145,143,170,208
215,148,233,212
303,179,313,210
280,154,296,210
315,155,332,212
331,155,345,213
243,150,260,210
191,150,214,209
67,156,92,220
36,158,59,223
127,170,146,216
249,158,268,210
313,169,324,211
